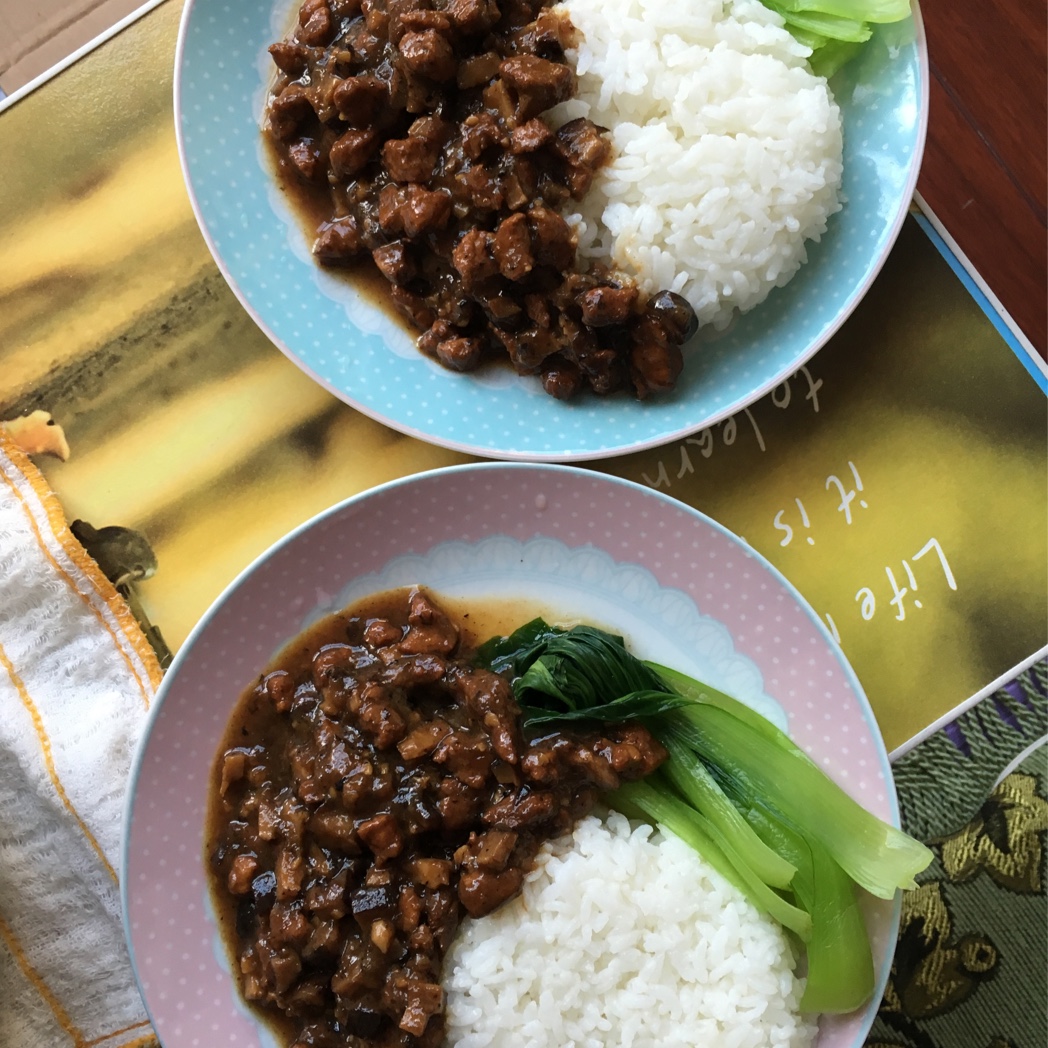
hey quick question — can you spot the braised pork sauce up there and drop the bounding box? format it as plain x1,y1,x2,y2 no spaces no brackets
264,0,697,399
208,587,666,1047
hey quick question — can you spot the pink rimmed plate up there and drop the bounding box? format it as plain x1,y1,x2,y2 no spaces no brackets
122,462,900,1046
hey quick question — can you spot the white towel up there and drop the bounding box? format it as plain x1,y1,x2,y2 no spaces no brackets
0,429,162,1048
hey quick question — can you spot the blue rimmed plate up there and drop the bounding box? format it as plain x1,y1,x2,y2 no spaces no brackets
174,1,927,460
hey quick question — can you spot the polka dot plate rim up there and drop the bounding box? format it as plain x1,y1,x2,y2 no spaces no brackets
122,462,900,1047
172,0,928,462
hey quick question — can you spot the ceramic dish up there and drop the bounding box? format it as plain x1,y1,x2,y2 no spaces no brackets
173,1,928,462
123,462,901,1046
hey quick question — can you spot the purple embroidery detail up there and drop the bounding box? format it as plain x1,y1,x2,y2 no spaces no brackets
944,720,972,757
1005,678,1034,709
992,695,1024,734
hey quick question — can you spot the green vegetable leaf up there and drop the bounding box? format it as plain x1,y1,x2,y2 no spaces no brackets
665,706,933,899
808,38,865,78
473,617,566,678
771,0,910,24
521,690,693,727
613,780,814,940
745,804,874,1013
765,1,873,43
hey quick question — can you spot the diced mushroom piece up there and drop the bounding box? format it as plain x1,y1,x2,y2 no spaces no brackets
472,829,518,870
541,353,584,401
457,865,523,917
220,750,248,795
553,117,611,196
370,918,396,953
275,843,306,900
629,314,685,399
481,78,516,122
268,945,303,993
457,50,502,89
357,813,403,861
527,205,575,269
269,900,312,946
227,853,258,894
407,857,453,888
309,810,360,852
397,978,444,1036
350,881,398,926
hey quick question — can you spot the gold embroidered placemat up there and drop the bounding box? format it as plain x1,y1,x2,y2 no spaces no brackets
869,662,1047,1048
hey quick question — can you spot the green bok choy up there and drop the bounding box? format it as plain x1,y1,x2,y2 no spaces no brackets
476,619,932,1015
761,0,913,78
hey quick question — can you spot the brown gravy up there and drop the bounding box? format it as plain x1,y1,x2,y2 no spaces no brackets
206,586,666,1047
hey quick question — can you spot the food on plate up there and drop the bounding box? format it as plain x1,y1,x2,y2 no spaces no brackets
207,588,666,1046
762,0,913,79
261,0,844,398
264,0,696,400
207,588,932,1046
482,618,933,1014
560,0,843,331
443,812,818,1047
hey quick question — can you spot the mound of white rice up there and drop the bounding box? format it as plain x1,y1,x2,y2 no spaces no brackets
442,812,817,1048
551,0,844,331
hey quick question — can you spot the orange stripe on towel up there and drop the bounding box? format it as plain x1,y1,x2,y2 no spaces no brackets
82,1020,155,1047
0,449,159,707
0,909,85,1044
5,442,163,692
0,640,118,884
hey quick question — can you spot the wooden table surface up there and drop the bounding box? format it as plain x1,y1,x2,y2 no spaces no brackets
916,0,1047,357
2,0,1045,353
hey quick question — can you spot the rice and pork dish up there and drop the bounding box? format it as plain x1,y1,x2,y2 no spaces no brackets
264,0,843,397
558,0,843,331
210,590,831,1047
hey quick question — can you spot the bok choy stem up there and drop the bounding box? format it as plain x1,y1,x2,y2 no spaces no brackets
659,732,797,890
664,706,932,900
745,805,875,1014
612,780,813,941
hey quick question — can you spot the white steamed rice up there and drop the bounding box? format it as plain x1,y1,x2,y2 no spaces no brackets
442,812,818,1048
549,0,844,331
